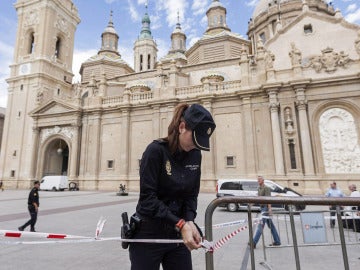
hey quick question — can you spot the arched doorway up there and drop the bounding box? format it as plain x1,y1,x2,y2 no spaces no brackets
42,138,69,176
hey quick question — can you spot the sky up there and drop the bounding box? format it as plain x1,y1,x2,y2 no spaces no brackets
0,0,359,108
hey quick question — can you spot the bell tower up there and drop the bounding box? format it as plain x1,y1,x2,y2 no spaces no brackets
0,0,80,187
133,3,158,72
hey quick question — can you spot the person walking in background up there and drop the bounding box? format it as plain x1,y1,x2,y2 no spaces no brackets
0,180,4,191
128,103,216,270
325,181,344,228
252,176,281,248
18,180,40,232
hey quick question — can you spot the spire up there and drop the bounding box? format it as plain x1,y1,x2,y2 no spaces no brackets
139,2,152,39
169,11,186,54
176,11,181,30
134,1,158,72
99,10,119,56
108,10,114,28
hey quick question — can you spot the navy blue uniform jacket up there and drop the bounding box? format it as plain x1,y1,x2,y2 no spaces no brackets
28,187,39,207
136,139,202,226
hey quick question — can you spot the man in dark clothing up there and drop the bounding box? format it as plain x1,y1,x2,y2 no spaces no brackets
18,180,40,232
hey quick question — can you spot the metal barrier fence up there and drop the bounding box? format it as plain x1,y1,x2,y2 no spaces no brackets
204,196,360,270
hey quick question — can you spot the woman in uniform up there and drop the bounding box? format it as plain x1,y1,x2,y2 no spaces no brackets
129,103,216,270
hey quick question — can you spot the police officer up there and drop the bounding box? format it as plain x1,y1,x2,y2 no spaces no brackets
129,103,216,270
18,180,40,232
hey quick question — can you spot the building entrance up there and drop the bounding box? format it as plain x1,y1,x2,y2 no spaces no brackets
42,139,69,176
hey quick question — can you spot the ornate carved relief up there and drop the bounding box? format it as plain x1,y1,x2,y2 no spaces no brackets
55,15,68,33
40,126,75,144
305,47,350,73
73,83,82,98
355,31,360,56
264,50,275,70
36,89,44,105
295,88,307,110
268,90,279,112
319,108,360,173
288,42,302,67
284,107,295,135
24,10,39,26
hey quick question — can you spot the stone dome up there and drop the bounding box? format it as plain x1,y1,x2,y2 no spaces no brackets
252,0,299,19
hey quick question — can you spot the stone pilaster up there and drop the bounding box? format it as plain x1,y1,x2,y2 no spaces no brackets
266,85,285,175
294,84,315,175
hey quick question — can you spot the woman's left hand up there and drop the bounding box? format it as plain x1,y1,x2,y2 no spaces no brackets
180,221,202,251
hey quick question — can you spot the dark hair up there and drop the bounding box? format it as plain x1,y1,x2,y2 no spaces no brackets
163,103,189,154
34,180,40,185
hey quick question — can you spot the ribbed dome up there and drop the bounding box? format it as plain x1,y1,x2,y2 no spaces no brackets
252,0,300,18
209,0,225,9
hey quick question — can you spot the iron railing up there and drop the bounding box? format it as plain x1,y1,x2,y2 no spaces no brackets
204,196,360,270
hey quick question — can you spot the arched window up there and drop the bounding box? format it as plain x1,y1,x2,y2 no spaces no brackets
140,54,143,71
213,16,218,26
55,37,61,59
259,32,266,44
28,32,35,54
147,54,151,70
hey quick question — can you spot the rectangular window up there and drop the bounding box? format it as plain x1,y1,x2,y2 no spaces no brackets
289,139,297,169
304,24,313,34
147,54,151,69
107,160,114,169
20,84,23,91
226,156,236,167
10,170,15,177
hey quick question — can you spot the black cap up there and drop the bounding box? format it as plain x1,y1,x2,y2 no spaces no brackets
183,104,216,151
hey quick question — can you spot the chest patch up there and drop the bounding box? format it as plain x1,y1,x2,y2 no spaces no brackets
165,160,172,175
185,164,199,171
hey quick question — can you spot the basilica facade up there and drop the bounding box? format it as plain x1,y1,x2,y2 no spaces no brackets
1,0,360,194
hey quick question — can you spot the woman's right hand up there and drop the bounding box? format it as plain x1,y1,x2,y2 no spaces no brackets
180,221,202,251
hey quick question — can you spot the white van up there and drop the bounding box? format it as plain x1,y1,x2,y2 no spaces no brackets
40,175,68,191
216,178,305,212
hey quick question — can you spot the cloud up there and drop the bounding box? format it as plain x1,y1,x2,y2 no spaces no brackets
155,38,170,59
346,4,357,13
118,45,134,69
0,77,9,108
72,49,98,83
155,0,189,28
150,14,162,30
345,6,360,23
245,0,259,7
127,0,140,22
191,0,209,16
0,41,14,108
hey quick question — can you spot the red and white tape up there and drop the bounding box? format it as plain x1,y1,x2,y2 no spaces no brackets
0,217,261,252
0,230,91,240
211,219,260,252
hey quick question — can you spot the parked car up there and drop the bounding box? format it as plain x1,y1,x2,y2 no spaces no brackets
216,178,305,212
